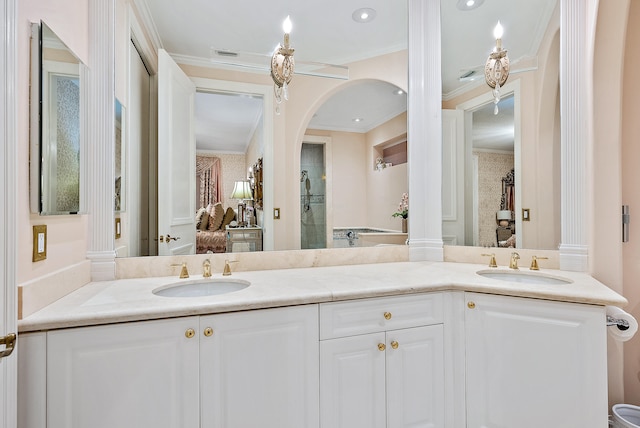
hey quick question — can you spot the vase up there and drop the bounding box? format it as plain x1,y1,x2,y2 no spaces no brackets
402,218,407,233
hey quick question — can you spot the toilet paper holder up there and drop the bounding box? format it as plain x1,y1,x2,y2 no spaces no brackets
607,315,630,331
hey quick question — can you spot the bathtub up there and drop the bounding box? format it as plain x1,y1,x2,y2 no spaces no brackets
332,227,407,248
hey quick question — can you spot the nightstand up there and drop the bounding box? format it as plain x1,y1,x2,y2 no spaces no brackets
226,225,263,252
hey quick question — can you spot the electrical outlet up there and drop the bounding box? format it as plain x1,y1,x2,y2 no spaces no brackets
32,225,47,262
115,217,121,239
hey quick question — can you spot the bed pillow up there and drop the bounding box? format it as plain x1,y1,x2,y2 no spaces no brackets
208,202,225,231
221,206,236,229
195,207,209,231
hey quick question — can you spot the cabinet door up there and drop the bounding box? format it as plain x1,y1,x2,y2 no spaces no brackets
320,332,387,428
464,293,607,428
386,325,445,428
47,317,200,428
200,305,319,428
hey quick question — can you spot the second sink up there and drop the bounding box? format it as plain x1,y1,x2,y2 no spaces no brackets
153,278,250,297
477,270,572,285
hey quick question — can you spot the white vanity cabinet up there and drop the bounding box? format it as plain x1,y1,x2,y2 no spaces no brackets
46,316,201,428
19,305,319,428
463,292,608,428
319,293,445,428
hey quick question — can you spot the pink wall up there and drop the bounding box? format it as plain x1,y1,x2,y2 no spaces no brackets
619,0,640,405
17,0,89,284
593,0,629,407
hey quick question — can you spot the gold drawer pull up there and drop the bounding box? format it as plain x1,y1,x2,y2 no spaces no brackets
391,340,399,349
185,328,196,338
384,312,392,320
378,343,386,352
203,327,213,337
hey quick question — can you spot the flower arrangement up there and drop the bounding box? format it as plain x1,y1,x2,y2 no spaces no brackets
392,192,408,219
375,157,386,171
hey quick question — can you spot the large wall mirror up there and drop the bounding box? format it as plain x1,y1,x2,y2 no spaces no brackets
118,0,408,257
30,21,85,215
440,0,560,251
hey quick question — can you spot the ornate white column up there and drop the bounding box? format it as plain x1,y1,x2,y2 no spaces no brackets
87,0,116,280
407,0,444,261
1,0,18,424
558,0,596,271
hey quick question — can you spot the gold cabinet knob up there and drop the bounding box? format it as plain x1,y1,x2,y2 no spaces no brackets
384,312,392,320
391,340,399,349
467,301,476,309
203,327,213,337
185,328,196,338
378,343,386,351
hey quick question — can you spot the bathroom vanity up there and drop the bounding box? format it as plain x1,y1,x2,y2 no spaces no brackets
17,261,625,428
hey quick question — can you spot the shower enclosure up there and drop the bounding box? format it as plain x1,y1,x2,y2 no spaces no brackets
300,143,326,249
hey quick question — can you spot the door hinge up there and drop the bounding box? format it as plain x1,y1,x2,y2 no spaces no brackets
623,205,630,243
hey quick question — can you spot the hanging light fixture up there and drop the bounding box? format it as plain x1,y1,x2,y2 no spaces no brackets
484,21,510,114
271,15,295,110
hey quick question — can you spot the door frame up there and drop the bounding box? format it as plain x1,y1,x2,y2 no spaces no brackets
1,1,18,427
456,80,521,248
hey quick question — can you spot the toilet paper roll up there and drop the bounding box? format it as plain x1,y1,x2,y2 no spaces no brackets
606,306,638,342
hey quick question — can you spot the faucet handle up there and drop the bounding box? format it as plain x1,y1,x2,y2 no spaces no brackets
481,253,498,268
170,262,190,278
223,260,238,276
530,256,548,271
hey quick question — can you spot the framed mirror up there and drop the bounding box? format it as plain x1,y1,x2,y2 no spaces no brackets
30,21,86,215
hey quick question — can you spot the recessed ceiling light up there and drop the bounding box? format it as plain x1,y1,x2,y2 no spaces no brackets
353,118,364,123
352,8,377,24
456,0,484,11
394,89,405,95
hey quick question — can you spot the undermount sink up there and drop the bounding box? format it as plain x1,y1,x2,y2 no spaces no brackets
476,270,572,285
153,278,250,297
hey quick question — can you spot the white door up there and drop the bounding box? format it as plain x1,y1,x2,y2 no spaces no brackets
464,293,607,428
386,325,444,428
46,317,200,428
320,333,387,428
200,305,319,428
157,49,196,256
441,109,465,246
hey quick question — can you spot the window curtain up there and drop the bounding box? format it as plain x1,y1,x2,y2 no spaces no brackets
196,155,222,208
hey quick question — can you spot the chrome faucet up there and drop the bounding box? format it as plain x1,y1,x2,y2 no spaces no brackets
509,252,520,270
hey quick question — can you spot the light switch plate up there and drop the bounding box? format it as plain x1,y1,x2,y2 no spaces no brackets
32,225,47,262
522,208,531,222
115,217,121,239
274,208,280,219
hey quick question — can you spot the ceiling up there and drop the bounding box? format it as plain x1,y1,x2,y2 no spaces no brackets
142,0,556,152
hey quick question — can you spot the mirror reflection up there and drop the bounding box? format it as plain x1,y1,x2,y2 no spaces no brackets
30,21,84,215
440,0,560,250
118,0,408,257
303,80,408,250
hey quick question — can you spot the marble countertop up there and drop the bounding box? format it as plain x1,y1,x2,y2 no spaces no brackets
18,261,627,332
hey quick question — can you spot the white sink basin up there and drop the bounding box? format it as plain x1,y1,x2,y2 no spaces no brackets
476,270,572,285
153,278,250,297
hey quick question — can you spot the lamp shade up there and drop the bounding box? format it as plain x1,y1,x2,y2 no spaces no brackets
230,181,253,200
496,210,512,220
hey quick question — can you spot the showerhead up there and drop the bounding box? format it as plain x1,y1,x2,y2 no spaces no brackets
300,170,308,182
